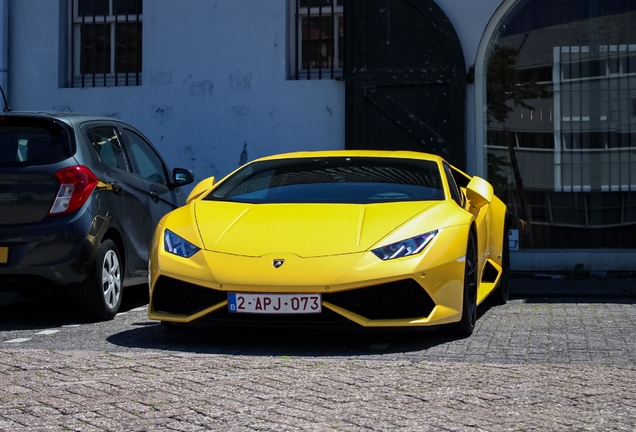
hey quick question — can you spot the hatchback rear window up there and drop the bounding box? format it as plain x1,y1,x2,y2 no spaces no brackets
0,117,71,166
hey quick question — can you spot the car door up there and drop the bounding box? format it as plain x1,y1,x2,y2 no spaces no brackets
81,123,154,278
118,127,183,230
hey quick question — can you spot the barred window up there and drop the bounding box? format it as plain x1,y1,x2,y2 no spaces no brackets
290,0,344,80
69,0,142,87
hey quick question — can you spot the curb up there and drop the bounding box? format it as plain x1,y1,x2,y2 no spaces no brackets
510,277,636,299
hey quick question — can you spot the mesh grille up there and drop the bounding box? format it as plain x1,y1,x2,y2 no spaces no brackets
324,279,435,320
152,276,226,315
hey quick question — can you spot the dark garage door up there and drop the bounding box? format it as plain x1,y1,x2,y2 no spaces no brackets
344,0,467,168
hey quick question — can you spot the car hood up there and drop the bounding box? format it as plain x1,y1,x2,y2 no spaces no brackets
193,200,443,257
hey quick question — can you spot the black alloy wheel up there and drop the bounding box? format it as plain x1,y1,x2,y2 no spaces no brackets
452,233,478,336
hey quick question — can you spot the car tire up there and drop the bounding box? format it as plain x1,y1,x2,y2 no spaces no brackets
79,239,123,321
451,233,478,337
490,215,510,305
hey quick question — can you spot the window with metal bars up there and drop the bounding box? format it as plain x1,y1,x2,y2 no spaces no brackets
69,0,142,87
290,0,344,80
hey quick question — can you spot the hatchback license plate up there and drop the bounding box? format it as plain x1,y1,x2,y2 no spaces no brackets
228,293,321,314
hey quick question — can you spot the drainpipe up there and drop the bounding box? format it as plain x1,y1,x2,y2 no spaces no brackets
0,0,8,109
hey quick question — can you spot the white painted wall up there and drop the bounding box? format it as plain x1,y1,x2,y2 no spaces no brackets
7,0,503,183
433,0,504,175
8,0,346,183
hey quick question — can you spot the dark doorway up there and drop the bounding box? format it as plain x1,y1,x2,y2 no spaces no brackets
344,0,467,169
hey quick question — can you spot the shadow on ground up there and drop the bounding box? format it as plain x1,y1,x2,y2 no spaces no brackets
105,321,463,357
0,284,149,331
104,307,497,357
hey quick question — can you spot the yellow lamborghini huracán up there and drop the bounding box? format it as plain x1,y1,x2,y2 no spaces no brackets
148,151,509,336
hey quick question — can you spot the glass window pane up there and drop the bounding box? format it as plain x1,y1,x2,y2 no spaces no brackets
124,130,167,184
300,0,337,8
301,17,335,70
87,127,128,171
115,23,142,73
485,0,636,249
78,0,109,17
80,24,111,74
114,0,142,15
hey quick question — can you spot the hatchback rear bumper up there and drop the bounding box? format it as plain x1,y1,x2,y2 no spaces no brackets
0,206,95,288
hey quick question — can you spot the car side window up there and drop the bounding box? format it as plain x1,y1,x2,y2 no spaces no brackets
86,127,128,171
443,163,463,207
122,129,168,185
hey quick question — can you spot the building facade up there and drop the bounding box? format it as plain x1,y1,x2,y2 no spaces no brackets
2,0,635,271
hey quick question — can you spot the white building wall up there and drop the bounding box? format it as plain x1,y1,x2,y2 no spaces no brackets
7,0,503,183
7,0,346,181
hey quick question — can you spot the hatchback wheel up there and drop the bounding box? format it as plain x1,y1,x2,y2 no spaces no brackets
79,239,123,321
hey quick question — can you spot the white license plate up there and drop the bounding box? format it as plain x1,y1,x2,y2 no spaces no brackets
228,293,322,314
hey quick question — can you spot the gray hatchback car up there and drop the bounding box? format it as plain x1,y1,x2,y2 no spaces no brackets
0,112,194,320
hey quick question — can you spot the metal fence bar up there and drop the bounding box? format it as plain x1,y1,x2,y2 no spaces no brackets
115,0,119,86
92,8,96,87
103,10,107,87
81,5,86,87
318,0,322,79
125,0,130,85
136,0,140,85
306,3,310,80
295,0,299,79
71,0,75,88
331,0,335,79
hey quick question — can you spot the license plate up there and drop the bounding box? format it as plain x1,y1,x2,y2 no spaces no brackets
0,247,7,264
228,293,322,314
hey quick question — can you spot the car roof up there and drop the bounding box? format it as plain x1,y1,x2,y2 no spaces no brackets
253,150,446,165
0,111,126,127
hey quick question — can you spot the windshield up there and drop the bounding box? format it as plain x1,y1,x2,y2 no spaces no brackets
206,157,445,204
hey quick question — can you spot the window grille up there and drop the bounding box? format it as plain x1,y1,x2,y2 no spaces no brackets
291,0,344,80
69,0,142,87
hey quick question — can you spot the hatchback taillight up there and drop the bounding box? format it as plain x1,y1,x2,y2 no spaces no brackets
49,166,99,216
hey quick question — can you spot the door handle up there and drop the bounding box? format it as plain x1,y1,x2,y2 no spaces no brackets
150,190,160,203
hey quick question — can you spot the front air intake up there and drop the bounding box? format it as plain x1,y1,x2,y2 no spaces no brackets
152,276,226,315
324,279,435,320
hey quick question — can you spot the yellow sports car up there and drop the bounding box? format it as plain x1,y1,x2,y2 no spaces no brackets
148,150,509,336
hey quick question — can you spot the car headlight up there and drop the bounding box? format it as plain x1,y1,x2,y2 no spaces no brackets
372,230,438,261
164,229,200,258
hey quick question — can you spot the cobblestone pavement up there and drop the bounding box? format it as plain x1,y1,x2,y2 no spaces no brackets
1,294,636,431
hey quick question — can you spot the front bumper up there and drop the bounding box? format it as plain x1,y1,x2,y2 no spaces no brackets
148,224,469,328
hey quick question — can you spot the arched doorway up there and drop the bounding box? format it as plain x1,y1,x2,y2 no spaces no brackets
481,0,636,253
344,0,467,169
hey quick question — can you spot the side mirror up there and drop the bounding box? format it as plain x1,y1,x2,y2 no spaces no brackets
186,176,216,204
172,168,194,188
465,176,493,209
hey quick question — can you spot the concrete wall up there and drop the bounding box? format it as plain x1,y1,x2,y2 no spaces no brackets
6,0,503,184
7,0,346,183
